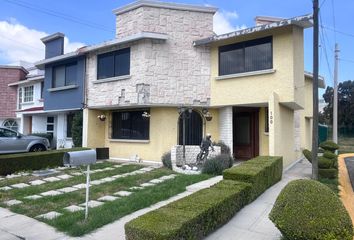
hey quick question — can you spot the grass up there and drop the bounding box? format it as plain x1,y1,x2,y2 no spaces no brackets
338,137,354,154
0,161,211,236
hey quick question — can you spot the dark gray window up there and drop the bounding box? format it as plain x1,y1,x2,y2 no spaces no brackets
97,48,130,79
53,63,77,88
219,37,272,76
112,110,149,140
66,113,74,138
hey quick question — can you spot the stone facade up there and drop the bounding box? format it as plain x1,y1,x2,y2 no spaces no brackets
86,6,214,107
171,145,221,166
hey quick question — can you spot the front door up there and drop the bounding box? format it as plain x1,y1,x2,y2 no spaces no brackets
233,108,259,160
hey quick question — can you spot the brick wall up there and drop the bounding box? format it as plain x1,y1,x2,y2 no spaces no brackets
0,68,26,118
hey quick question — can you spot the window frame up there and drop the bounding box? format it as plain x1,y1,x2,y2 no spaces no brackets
218,36,273,76
97,48,130,80
23,85,34,103
52,62,78,88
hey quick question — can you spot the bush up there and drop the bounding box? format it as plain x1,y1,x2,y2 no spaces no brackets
0,147,90,175
125,180,251,240
202,154,232,175
323,151,337,160
161,151,172,170
212,141,231,155
269,179,353,240
72,111,83,147
318,156,333,169
302,149,312,163
223,156,283,200
319,140,339,153
29,132,53,143
319,168,338,179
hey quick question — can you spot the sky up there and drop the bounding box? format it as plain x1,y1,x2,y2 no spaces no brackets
0,0,353,96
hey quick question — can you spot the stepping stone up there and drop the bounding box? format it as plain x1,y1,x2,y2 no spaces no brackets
93,169,104,173
159,175,177,180
79,200,103,208
111,175,123,179
114,191,132,197
0,177,4,181
90,180,105,185
0,186,12,191
57,187,77,193
98,195,119,202
43,177,61,182
72,184,87,189
24,195,42,200
20,172,30,176
6,174,21,179
149,179,164,184
37,211,62,220
140,183,155,187
100,177,115,183
56,174,72,180
11,183,30,189
40,190,63,197
140,167,154,172
4,200,22,206
135,170,147,174
129,186,144,190
113,165,122,168
71,172,82,176
63,205,84,212
103,167,115,171
29,180,46,186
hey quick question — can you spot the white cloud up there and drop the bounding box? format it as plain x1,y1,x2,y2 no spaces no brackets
213,10,247,35
0,19,85,64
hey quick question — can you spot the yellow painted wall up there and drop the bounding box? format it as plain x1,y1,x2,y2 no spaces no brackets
299,76,314,151
85,109,106,148
259,107,270,156
210,26,305,107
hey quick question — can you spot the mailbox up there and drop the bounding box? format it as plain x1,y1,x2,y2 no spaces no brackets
63,150,97,167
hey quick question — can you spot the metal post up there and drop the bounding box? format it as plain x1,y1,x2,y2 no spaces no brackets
333,43,339,144
85,164,90,220
182,111,186,166
312,0,319,180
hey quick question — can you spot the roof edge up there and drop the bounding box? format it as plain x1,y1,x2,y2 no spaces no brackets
41,32,65,43
0,65,29,74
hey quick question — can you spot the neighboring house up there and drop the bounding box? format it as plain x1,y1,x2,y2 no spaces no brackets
35,0,325,168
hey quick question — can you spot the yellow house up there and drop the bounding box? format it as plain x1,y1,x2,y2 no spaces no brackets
82,1,324,168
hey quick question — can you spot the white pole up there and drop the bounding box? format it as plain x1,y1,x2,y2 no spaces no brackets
85,164,90,221
333,43,339,144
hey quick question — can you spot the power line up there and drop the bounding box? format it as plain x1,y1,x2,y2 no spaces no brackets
321,25,354,38
340,58,354,64
319,13,333,80
330,0,337,42
320,0,328,9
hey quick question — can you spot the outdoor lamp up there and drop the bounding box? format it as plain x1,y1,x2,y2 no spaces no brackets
97,114,106,121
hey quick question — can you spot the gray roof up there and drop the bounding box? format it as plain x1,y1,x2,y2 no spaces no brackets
194,14,313,46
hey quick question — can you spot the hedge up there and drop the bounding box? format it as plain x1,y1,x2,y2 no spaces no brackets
223,156,283,200
0,147,90,175
319,140,339,153
125,156,283,240
269,179,353,240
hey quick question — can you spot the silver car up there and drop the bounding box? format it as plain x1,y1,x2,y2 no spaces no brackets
0,127,50,154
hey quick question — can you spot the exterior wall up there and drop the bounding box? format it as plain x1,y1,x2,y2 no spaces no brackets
210,26,305,107
43,56,85,111
32,115,47,133
299,76,314,151
87,6,213,107
259,107,270,156
83,108,106,148
218,106,233,154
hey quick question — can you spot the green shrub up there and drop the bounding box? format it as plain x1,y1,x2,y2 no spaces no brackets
269,179,353,240
318,156,333,169
212,141,231,155
161,151,172,170
72,111,83,147
323,151,337,160
125,180,251,240
202,154,232,175
223,156,283,201
319,140,339,153
302,149,312,163
29,132,53,144
0,147,89,175
319,168,338,179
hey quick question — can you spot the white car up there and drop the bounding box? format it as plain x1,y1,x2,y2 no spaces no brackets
0,127,51,154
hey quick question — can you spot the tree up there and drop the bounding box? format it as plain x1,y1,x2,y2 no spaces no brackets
71,111,83,147
322,80,354,129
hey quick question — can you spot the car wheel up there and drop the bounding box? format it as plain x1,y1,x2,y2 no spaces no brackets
30,144,46,152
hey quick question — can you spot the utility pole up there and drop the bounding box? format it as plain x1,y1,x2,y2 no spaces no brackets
312,0,319,180
333,43,339,144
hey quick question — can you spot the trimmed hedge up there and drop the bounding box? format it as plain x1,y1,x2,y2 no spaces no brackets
0,147,90,175
125,156,283,240
269,179,353,240
302,149,312,163
318,156,333,169
319,168,338,179
202,154,233,175
319,140,339,153
161,151,172,170
323,151,337,159
223,156,283,200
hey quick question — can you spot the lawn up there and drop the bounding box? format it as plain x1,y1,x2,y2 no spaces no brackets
0,161,211,236
338,137,354,154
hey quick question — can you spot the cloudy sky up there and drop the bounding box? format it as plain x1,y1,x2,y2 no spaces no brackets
0,0,353,90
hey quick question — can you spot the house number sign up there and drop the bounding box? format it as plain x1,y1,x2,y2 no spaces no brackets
270,111,273,125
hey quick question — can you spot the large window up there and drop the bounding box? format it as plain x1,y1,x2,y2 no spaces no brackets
97,48,130,79
52,63,77,88
112,110,149,140
18,86,34,107
219,37,273,76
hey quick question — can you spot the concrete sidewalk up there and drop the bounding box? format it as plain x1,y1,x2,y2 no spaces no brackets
205,159,312,240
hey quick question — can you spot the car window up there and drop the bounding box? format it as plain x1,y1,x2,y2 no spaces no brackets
0,128,17,138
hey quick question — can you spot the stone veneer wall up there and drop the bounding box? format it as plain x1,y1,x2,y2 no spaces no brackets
86,6,214,107
171,145,221,166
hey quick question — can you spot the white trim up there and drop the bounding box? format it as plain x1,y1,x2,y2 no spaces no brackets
48,85,78,92
109,139,150,143
8,76,44,86
19,108,81,115
215,69,276,80
92,75,131,84
20,101,34,105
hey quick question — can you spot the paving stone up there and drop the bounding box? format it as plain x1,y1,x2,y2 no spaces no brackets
149,179,164,184
10,183,30,189
71,172,82,176
36,211,62,220
90,180,105,185
0,186,12,191
72,184,88,189
129,186,144,190
24,195,42,200
159,175,177,180
40,190,63,197
43,177,61,182
29,180,46,186
93,169,104,173
4,200,22,206
79,200,104,208
57,187,77,193
19,172,30,176
103,167,115,171
113,165,122,168
100,177,115,183
56,174,72,180
0,177,4,181
140,167,154,172
6,174,21,179
134,170,147,174
98,195,119,202
114,191,132,197
111,174,123,179
140,182,155,187
63,205,84,212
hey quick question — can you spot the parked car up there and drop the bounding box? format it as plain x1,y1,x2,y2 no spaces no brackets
0,127,50,154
